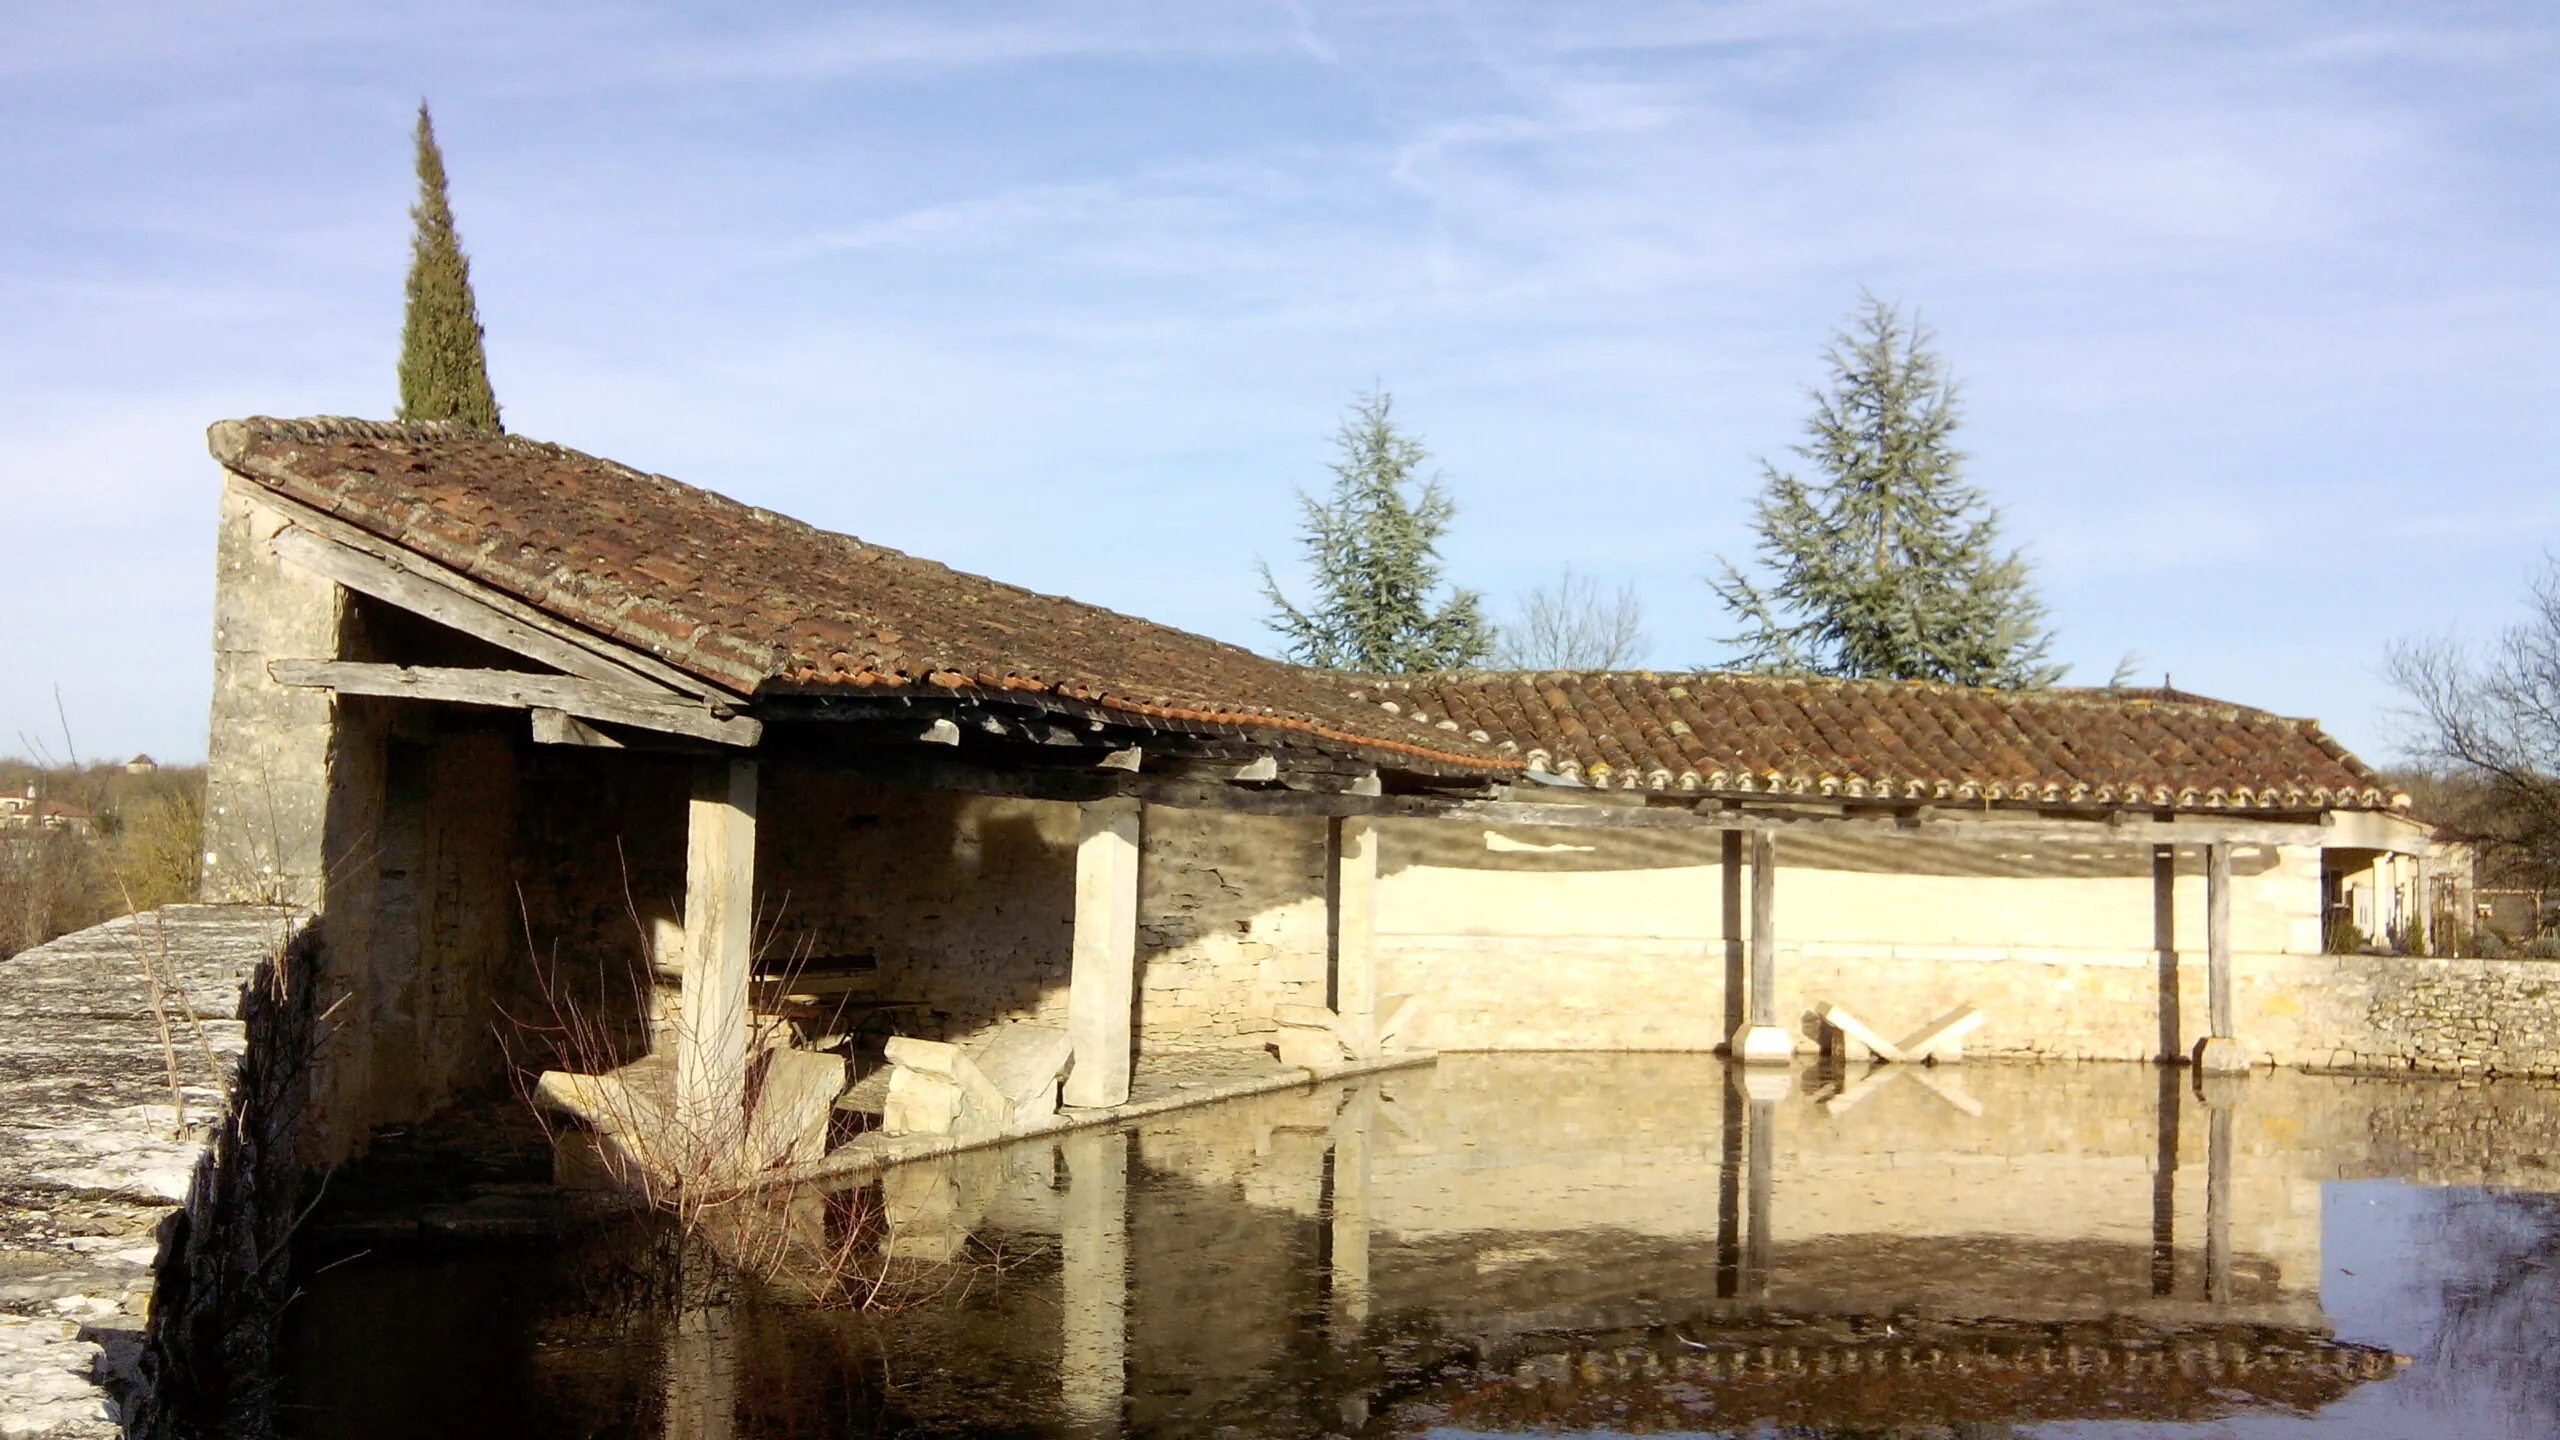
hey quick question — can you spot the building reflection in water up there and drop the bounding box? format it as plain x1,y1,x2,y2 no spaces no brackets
616,1056,2545,1436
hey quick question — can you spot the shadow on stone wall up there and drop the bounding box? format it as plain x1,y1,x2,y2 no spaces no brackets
129,916,326,1440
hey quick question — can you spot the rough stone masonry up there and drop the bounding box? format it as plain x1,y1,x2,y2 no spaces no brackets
0,907,296,1440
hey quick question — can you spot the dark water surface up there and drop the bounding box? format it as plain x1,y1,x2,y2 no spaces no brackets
282,1056,2560,1438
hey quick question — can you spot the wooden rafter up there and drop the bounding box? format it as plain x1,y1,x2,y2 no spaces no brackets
268,660,760,747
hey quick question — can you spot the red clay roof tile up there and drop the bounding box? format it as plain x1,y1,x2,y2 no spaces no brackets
209,417,1510,776
1350,672,2397,811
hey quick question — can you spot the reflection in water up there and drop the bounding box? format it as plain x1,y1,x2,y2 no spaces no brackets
1058,1126,1128,1434
283,1057,2560,1438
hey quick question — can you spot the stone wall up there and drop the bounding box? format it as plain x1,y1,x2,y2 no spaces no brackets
757,770,1078,1042
1131,809,1330,1053
0,906,305,1439
201,480,346,909
1373,822,2334,1062
757,785,1330,1056
2236,953,2560,1079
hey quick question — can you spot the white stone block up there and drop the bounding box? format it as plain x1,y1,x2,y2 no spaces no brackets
1273,1025,1349,1068
746,1048,844,1170
969,1024,1075,1125
882,1067,964,1137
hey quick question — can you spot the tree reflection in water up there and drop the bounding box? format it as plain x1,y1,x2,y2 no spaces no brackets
2407,1186,2560,1436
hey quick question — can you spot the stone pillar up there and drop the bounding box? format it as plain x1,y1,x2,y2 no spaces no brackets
1720,830,1748,1038
1058,1127,1128,1435
2194,841,2247,1073
2152,843,2181,1063
1731,831,1793,1063
2412,848,2432,955
1329,816,1378,1053
678,759,758,1144
1064,797,1142,1109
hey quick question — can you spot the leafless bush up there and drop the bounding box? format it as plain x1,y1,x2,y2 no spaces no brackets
500,885,1009,1313
114,787,204,913
2389,558,2560,897
1493,566,1649,671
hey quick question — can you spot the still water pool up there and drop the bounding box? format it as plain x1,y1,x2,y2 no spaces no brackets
283,1056,2560,1438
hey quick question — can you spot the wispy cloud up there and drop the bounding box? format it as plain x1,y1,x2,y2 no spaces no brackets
0,0,2550,761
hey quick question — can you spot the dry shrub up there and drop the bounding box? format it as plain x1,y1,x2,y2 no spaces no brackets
113,787,204,913
501,888,1014,1314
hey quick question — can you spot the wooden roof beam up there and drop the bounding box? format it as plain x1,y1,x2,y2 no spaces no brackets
269,660,760,747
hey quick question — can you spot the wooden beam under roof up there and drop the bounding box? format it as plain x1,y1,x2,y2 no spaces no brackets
269,660,760,746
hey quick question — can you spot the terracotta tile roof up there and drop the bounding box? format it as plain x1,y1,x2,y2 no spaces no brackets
207,417,1511,776
207,417,2394,812
1349,671,2399,811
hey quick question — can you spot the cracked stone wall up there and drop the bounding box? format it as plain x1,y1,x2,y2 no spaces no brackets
755,782,1327,1055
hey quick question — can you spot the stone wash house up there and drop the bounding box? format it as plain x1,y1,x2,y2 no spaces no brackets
198,417,2446,1163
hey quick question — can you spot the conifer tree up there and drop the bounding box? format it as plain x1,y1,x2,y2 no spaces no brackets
1710,295,2058,688
396,103,502,432
1261,390,1492,672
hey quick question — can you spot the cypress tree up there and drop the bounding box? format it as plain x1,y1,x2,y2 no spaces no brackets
396,103,502,432
1261,390,1492,672
1710,294,2058,688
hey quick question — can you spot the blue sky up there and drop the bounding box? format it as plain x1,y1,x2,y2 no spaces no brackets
2,1,2552,764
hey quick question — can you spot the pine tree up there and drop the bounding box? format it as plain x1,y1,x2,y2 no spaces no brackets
1710,295,2058,688
396,103,502,432
1261,390,1492,672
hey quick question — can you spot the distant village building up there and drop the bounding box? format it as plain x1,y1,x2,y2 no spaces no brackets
196,417,2480,1168
124,753,159,774
0,788,94,835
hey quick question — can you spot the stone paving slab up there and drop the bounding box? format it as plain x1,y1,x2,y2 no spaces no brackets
0,907,301,1438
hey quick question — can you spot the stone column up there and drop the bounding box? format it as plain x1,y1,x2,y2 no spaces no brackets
2412,848,2432,955
2194,840,2247,1073
678,759,758,1145
1329,816,1379,1054
1720,830,1748,1039
1058,1128,1129,1435
1731,831,1793,1063
1064,797,1142,1109
2152,843,2181,1062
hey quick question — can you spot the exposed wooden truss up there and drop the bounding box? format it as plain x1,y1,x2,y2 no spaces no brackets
269,660,761,747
